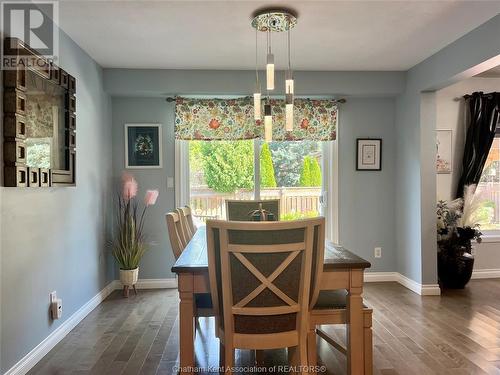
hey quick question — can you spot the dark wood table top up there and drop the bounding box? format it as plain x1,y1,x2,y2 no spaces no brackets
172,226,371,274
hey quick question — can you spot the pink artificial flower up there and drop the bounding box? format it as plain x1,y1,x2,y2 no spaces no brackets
122,172,133,183
144,190,159,206
122,173,138,201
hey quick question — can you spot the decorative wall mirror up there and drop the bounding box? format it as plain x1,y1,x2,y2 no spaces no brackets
3,37,76,187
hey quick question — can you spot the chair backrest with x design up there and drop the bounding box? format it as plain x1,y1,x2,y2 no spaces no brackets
206,217,325,350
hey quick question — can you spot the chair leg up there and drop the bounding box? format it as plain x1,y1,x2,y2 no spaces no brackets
297,335,308,375
255,350,264,365
307,328,317,367
219,342,225,372
287,346,299,374
288,342,308,375
224,344,234,374
364,325,373,375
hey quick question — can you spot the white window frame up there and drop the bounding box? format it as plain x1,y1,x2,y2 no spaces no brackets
477,132,500,242
175,137,339,243
174,140,190,208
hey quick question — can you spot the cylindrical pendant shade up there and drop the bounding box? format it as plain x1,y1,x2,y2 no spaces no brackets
266,53,274,90
253,92,261,120
285,103,293,131
264,103,272,142
264,115,272,142
285,70,294,95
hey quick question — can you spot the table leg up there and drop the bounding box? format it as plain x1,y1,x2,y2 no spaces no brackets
347,270,364,375
179,274,195,374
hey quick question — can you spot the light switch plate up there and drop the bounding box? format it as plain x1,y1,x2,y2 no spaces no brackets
167,176,174,188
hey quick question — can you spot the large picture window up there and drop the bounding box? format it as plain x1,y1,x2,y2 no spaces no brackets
187,139,327,222
174,96,339,241
476,133,500,233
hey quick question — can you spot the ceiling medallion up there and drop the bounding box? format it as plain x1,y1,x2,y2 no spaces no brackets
251,9,297,32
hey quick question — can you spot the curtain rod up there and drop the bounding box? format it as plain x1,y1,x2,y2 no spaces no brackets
454,92,499,101
165,96,346,103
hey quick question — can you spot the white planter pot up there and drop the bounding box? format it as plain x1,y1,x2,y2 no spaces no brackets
120,267,139,287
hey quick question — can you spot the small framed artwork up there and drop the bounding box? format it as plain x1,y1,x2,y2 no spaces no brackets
125,124,162,168
436,129,452,174
356,138,382,171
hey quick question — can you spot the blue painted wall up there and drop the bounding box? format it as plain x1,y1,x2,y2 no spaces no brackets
395,14,500,284
2,12,500,374
111,98,177,279
0,29,113,372
109,75,402,278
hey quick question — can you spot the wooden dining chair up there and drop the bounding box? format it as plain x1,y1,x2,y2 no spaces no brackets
176,206,197,242
308,291,373,375
165,211,188,259
306,235,373,375
165,211,214,325
206,217,325,374
225,199,280,221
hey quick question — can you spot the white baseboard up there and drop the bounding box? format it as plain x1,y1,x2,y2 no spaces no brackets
397,273,441,296
5,281,117,375
4,278,177,375
471,268,500,279
364,272,398,282
365,268,500,295
364,272,441,296
135,278,178,289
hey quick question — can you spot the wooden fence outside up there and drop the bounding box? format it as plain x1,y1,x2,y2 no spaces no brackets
190,187,322,220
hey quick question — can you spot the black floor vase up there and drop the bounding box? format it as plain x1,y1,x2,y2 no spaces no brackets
438,254,474,289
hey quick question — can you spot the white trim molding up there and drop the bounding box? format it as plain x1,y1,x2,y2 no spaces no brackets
480,234,500,243
4,281,117,375
397,273,441,296
364,271,398,283
135,278,178,289
174,140,190,208
4,278,178,375
471,269,500,279
364,272,441,296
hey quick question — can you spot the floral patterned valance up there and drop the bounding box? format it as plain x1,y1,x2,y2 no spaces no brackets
174,97,337,141
269,99,337,141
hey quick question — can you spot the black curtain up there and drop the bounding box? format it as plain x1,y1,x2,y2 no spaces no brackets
456,91,500,198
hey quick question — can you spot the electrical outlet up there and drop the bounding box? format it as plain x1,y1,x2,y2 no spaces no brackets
50,291,57,303
374,247,382,258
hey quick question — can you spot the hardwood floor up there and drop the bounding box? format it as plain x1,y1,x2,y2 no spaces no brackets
28,280,500,375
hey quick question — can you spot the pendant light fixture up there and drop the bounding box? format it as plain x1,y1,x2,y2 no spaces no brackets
264,100,272,142
285,27,294,131
253,28,261,120
266,29,274,90
251,8,297,139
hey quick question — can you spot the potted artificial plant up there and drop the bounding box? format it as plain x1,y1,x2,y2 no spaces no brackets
113,173,158,297
437,185,483,289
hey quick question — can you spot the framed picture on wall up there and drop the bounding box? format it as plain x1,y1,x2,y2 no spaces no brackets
356,138,382,171
125,124,162,168
436,129,452,174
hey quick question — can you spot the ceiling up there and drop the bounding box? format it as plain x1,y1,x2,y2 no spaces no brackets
476,65,500,77
59,1,500,71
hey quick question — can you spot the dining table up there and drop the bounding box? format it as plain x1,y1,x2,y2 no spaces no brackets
171,226,371,375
